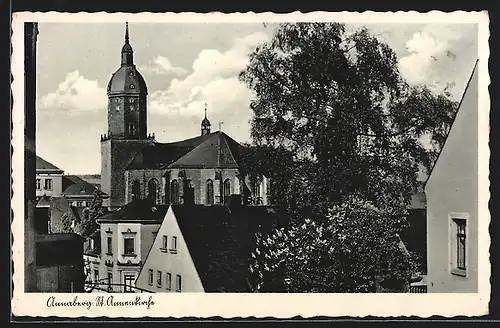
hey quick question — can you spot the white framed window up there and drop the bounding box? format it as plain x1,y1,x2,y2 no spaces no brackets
44,178,52,190
170,236,177,254
123,237,135,256
157,270,162,288
161,235,168,251
36,178,41,190
148,269,153,286
124,274,135,293
176,274,182,292
449,213,469,277
166,273,172,291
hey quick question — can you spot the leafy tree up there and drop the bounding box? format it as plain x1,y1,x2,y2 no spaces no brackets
239,22,457,215
250,197,420,293
60,212,73,233
239,23,458,291
77,190,105,238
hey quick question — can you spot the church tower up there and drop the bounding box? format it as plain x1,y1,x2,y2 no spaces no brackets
101,23,154,208
106,22,148,139
201,103,211,136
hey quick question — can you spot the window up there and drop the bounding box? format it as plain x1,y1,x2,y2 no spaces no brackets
131,180,141,200
107,236,112,255
162,235,168,250
148,269,153,286
129,84,135,89
129,98,135,103
124,274,135,292
170,180,179,204
128,123,136,137
166,273,172,291
176,275,182,292
94,270,99,282
157,270,162,287
148,179,160,205
44,179,52,190
36,178,41,190
123,237,135,255
171,236,177,253
107,272,113,290
206,179,214,205
450,215,468,276
77,201,83,207
223,179,232,201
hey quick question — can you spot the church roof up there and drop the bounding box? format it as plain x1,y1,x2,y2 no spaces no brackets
35,155,64,173
107,66,148,95
167,131,244,169
125,131,240,170
107,23,148,95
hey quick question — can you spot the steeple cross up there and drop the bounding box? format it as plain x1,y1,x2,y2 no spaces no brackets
219,121,224,131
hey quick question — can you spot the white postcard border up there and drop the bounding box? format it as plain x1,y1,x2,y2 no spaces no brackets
11,10,491,318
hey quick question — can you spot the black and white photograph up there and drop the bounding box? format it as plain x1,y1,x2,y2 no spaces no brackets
12,11,490,318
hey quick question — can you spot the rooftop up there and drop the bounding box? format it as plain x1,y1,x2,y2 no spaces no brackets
35,155,64,173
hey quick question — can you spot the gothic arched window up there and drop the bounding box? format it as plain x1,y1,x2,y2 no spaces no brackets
206,179,214,205
128,123,136,137
253,180,262,205
147,179,160,205
131,180,141,200
223,179,232,201
170,180,179,205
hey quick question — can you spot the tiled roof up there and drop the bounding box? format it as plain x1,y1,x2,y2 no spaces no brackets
168,131,244,169
171,204,288,292
125,131,244,170
98,198,169,223
126,133,213,170
62,175,107,198
35,155,64,172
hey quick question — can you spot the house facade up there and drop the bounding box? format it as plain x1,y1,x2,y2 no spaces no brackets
425,60,479,293
96,200,168,292
36,155,64,199
135,203,288,293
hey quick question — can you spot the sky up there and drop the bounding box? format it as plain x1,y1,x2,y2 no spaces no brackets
34,22,478,174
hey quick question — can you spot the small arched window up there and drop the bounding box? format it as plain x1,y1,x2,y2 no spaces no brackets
170,180,179,205
128,123,136,137
206,179,214,205
131,180,141,200
148,179,160,205
223,179,232,201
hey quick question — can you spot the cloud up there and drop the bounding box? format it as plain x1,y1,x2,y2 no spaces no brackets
398,24,478,98
139,56,188,76
149,31,270,118
39,70,107,115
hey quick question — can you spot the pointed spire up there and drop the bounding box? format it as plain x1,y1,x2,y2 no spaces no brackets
125,22,129,44
204,102,207,119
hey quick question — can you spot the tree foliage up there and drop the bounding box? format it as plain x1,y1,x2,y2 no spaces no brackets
60,212,74,233
250,197,420,293
239,23,457,291
77,191,105,238
239,23,458,215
